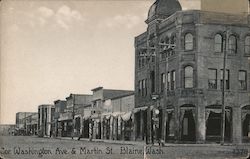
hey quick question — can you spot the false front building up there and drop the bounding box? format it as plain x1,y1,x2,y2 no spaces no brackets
134,0,250,144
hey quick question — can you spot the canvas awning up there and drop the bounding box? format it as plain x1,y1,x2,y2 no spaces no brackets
133,106,148,113
101,113,112,119
74,114,82,118
121,111,132,121
83,114,91,120
91,114,100,119
112,112,125,117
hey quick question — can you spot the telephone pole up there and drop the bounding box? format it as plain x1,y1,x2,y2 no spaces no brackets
221,29,228,145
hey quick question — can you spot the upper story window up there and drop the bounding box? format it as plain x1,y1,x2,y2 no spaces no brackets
239,70,247,90
220,69,230,90
138,50,147,68
165,36,170,45
171,71,176,90
184,33,193,51
150,71,155,93
160,39,165,51
245,36,250,54
138,79,147,96
214,34,223,53
208,69,217,89
138,80,142,95
228,35,237,54
170,35,176,55
184,66,194,88
142,79,147,96
167,72,171,90
161,73,166,92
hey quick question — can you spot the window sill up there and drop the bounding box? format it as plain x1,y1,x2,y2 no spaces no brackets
238,89,248,93
208,88,218,91
227,53,237,56
207,89,231,91
184,49,194,52
214,52,223,55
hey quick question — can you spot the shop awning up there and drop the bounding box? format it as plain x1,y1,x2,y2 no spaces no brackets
121,111,132,121
112,112,125,117
101,113,112,119
91,114,100,119
83,114,91,120
74,114,82,118
166,108,174,113
133,106,148,113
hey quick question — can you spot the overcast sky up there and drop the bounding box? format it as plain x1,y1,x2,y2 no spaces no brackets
0,0,199,124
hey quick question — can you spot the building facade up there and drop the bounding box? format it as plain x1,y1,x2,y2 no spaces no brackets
89,87,134,140
15,112,37,135
134,0,250,144
0,124,15,136
57,94,92,137
25,113,38,136
38,105,55,137
54,100,67,137
101,93,135,141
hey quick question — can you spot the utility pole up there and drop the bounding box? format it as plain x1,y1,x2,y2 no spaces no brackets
221,30,228,145
72,94,75,139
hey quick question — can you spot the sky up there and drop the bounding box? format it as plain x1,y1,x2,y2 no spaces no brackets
0,0,199,124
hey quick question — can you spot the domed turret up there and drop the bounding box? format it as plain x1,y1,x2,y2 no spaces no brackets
147,0,182,23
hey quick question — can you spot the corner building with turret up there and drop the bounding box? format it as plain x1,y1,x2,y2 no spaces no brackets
134,0,250,144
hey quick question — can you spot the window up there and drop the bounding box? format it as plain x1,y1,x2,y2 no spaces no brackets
151,71,155,93
138,80,142,95
214,34,223,53
171,71,176,90
138,51,146,68
151,54,155,63
142,80,145,96
138,58,141,68
160,39,165,50
239,71,247,90
208,69,217,89
245,36,250,54
170,35,176,54
165,36,170,45
167,72,171,90
184,33,193,51
228,35,237,54
161,73,166,92
139,80,147,96
141,57,145,67
184,66,194,88
220,69,230,90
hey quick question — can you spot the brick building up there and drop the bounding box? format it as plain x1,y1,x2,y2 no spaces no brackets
134,0,250,144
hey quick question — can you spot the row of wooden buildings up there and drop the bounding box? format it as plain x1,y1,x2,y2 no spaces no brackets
15,87,136,141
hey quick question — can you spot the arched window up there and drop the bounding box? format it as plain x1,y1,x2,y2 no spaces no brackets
228,35,237,54
184,66,193,88
214,34,223,53
160,38,165,50
165,36,170,44
170,35,176,45
170,35,176,55
184,33,193,51
245,36,250,54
